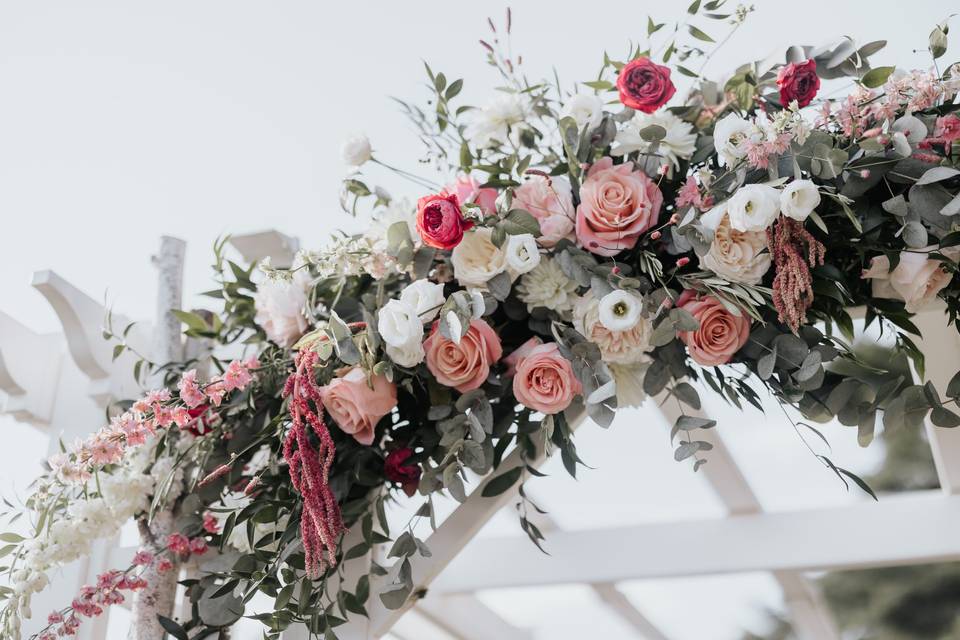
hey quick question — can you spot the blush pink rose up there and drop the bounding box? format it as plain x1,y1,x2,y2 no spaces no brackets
319,367,398,445
862,246,960,313
576,157,663,257
510,341,581,415
424,319,502,393
443,175,498,217
512,176,576,247
677,293,750,366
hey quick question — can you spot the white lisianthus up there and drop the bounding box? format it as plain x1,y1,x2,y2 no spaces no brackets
612,111,697,171
573,294,653,365
386,340,426,367
253,260,312,348
779,180,821,222
505,233,542,275
713,113,761,167
400,279,446,321
377,299,423,348
561,93,604,131
727,184,781,232
515,257,579,314
451,228,509,288
467,94,526,148
598,290,644,332
341,134,373,167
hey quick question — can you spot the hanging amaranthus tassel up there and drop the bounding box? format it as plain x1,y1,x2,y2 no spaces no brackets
767,216,826,333
282,349,344,579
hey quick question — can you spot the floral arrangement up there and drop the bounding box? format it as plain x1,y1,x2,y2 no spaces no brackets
3,4,960,639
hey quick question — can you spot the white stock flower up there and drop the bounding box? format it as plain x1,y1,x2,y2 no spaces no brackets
451,228,509,288
467,94,526,148
779,179,821,222
727,184,781,232
700,212,771,285
561,93,604,130
377,299,423,348
612,111,697,170
713,113,761,167
400,279,446,321
515,257,578,314
597,290,644,332
341,134,373,167
504,233,541,275
253,260,312,348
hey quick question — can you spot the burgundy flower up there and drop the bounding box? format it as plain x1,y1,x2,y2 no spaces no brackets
615,57,676,113
416,192,473,250
384,448,421,497
777,59,820,108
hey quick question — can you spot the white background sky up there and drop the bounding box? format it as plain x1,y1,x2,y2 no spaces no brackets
0,1,953,638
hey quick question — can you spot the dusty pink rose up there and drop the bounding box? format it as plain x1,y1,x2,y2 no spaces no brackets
677,293,750,366
319,367,398,445
424,319,502,393
510,341,581,415
862,247,960,313
512,176,576,247
576,157,663,257
443,175,498,217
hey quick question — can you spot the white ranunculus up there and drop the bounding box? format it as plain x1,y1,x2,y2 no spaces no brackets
253,264,312,348
451,227,509,288
598,290,644,332
612,110,697,171
400,279,445,321
467,94,526,148
727,184,781,232
561,93,604,131
386,340,426,367
504,233,542,275
699,212,771,285
515,257,579,314
713,113,760,167
341,134,373,167
779,180,821,222
377,299,423,348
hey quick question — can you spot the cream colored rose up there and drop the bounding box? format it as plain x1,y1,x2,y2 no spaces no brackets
451,227,509,288
862,246,960,313
573,294,652,364
699,212,771,285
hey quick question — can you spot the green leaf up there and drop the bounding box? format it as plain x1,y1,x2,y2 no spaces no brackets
157,615,189,640
929,24,948,59
861,66,895,88
501,209,542,237
687,25,715,42
932,407,960,428
481,466,523,497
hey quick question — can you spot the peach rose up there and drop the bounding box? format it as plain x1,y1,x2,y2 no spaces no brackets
862,246,960,313
576,157,663,257
319,367,398,445
512,176,576,247
510,341,581,415
424,319,503,393
699,212,771,285
677,292,750,366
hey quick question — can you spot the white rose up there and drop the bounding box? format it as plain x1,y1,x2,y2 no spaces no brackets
561,93,604,131
451,228,509,288
699,212,771,285
597,290,643,332
727,184,781,232
400,279,445,321
779,180,821,222
386,340,426,367
253,267,311,348
341,134,372,167
713,113,760,167
504,233,542,275
377,299,423,348
862,246,960,313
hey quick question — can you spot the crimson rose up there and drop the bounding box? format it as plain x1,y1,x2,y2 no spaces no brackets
416,192,472,250
384,448,421,497
615,57,676,113
777,59,820,108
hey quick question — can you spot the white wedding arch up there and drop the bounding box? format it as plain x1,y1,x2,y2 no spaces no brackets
3,231,960,640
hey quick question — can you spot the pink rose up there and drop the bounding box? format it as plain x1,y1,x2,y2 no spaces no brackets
424,319,502,393
510,342,581,415
862,247,960,313
319,367,398,445
416,192,473,250
443,175,498,217
576,157,663,257
616,57,676,113
777,59,820,108
677,293,750,366
512,176,576,247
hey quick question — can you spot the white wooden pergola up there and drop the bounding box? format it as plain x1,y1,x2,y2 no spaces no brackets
4,231,960,640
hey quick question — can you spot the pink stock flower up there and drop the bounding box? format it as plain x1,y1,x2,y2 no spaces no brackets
132,550,154,566
675,175,714,213
203,511,221,534
189,537,209,555
166,533,190,556
156,558,174,573
223,359,254,391
177,369,205,408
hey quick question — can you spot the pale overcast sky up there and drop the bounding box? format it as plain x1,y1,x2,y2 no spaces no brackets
0,1,951,638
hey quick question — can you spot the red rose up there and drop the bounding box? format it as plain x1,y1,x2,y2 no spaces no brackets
777,59,820,108
384,448,421,497
616,57,676,113
416,192,473,250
